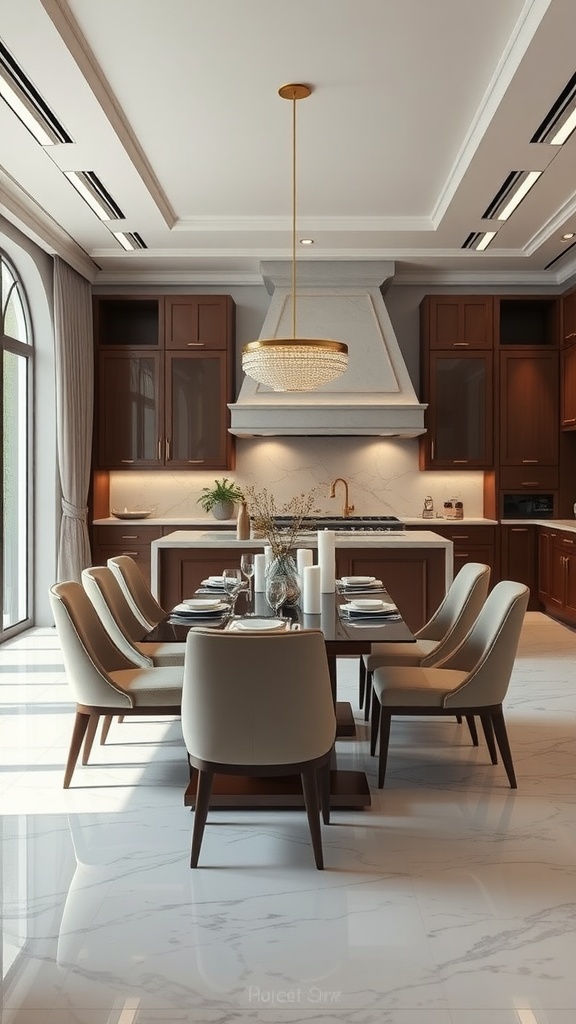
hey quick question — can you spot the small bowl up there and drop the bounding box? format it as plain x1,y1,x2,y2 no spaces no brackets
111,509,152,520
184,598,223,611
341,575,376,586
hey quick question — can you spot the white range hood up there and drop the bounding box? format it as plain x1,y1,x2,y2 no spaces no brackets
228,261,427,437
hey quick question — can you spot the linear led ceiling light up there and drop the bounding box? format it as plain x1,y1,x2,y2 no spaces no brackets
0,40,72,145
532,71,576,146
482,170,542,222
462,230,498,251
64,171,124,221
112,231,147,251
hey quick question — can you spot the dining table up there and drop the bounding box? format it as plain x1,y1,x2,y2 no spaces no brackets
145,583,415,810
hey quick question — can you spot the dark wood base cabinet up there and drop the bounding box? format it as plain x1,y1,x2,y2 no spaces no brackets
538,527,576,627
156,546,447,633
500,525,539,610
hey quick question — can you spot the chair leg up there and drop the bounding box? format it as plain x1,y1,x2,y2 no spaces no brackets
319,760,331,825
100,715,113,745
363,670,372,721
370,688,380,756
377,709,392,789
190,770,214,868
456,715,463,723
82,714,100,765
301,768,324,870
479,714,498,764
63,710,91,788
491,709,517,789
465,715,479,746
358,657,366,709
118,715,125,724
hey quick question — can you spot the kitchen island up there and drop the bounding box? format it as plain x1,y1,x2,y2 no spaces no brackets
151,529,453,632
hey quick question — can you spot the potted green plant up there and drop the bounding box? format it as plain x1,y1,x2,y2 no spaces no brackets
197,478,244,521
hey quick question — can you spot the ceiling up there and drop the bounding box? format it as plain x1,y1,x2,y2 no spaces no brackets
2,0,576,288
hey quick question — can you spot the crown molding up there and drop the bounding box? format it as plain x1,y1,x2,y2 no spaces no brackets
93,269,264,286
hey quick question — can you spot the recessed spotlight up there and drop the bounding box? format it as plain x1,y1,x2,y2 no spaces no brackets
299,238,314,245
562,232,575,240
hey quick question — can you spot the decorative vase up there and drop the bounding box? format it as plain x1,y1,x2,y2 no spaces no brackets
265,553,301,607
212,500,235,521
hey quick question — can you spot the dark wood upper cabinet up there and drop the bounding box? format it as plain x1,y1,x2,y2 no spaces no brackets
93,294,235,470
495,297,558,346
561,289,576,346
561,343,576,430
420,350,493,468
164,295,234,351
499,350,559,466
422,296,493,350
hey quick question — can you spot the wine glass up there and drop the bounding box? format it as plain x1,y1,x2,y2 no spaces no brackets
222,568,242,612
266,576,287,617
240,553,255,602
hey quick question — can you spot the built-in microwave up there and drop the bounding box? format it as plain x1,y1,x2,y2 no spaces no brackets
502,493,555,519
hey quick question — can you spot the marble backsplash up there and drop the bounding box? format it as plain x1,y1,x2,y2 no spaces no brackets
109,437,485,519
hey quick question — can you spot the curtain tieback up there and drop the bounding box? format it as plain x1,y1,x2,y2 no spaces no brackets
61,500,88,522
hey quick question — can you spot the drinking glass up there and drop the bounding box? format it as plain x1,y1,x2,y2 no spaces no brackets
266,576,287,616
222,568,242,612
240,553,255,602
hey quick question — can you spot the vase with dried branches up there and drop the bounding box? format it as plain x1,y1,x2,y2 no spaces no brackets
244,486,318,605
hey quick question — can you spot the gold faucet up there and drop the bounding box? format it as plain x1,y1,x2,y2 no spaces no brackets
329,477,355,518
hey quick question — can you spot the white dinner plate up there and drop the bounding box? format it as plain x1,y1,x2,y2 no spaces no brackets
341,576,376,586
232,617,287,632
342,600,397,615
172,601,227,616
200,577,227,588
183,598,224,611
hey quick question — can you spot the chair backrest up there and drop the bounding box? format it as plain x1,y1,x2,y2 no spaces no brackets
49,582,134,708
82,566,152,668
107,555,165,630
441,581,529,708
418,562,491,665
182,628,337,767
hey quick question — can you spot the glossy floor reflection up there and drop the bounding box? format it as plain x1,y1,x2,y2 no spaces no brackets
1,615,576,1023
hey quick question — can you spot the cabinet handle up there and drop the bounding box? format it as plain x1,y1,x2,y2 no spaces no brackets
521,481,539,487
511,528,528,532
521,460,539,464
452,460,469,464
562,538,574,545
187,459,205,464
121,535,138,540
165,438,171,460
157,438,162,460
187,342,205,347
121,459,134,464
431,439,435,460
452,342,470,347
455,553,469,558
564,417,576,424
121,551,139,557
452,534,469,539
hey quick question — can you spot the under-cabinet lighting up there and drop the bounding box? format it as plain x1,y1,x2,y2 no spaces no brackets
0,43,72,146
496,171,541,221
64,171,124,221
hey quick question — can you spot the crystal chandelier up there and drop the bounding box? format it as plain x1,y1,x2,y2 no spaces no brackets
242,84,348,392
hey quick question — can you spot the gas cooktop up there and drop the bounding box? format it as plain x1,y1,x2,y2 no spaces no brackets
273,515,405,533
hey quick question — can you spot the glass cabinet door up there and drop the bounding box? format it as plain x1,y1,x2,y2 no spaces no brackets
97,351,162,467
428,352,493,466
165,353,228,468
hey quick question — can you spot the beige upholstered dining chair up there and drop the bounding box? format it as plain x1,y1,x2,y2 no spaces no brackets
359,562,491,720
50,582,183,788
107,555,166,631
82,566,186,667
182,627,337,869
369,580,529,789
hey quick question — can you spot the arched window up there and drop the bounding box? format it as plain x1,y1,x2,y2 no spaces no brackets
1,252,33,637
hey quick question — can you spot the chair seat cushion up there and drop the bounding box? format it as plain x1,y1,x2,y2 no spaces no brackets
372,666,469,708
109,666,183,707
138,642,186,667
364,639,438,671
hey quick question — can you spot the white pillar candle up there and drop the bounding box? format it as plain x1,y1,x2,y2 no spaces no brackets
254,553,267,592
263,545,273,569
302,565,322,614
296,548,314,577
317,530,336,592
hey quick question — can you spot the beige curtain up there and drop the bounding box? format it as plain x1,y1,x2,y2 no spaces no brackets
53,257,93,581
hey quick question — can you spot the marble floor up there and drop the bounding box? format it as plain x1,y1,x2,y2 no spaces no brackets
0,614,575,1024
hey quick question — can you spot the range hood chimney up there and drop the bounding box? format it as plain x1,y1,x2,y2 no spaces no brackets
229,260,426,437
